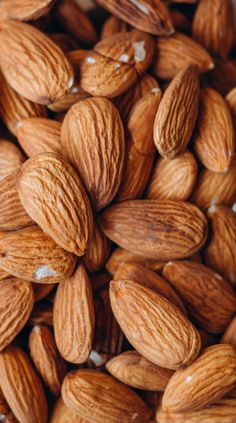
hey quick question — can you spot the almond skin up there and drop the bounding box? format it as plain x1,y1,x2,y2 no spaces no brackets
61,97,125,210
110,279,201,369
0,277,34,351
163,261,236,333
0,0,54,21
83,224,111,274
62,369,152,423
29,302,53,327
33,283,55,303
153,65,200,158
0,225,77,283
0,346,48,423
193,88,235,172
99,200,208,261
0,139,25,181
50,397,88,423
106,350,174,391
204,205,236,285
146,151,198,201
162,344,236,413
221,317,236,347
101,15,129,40
17,152,94,256
29,325,67,397
0,21,74,105
53,264,95,364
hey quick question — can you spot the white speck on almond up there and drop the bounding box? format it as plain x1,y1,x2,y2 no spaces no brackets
67,77,74,89
208,205,216,214
114,63,121,69
185,375,193,383
89,350,106,367
119,54,129,63
151,87,161,93
129,0,149,15
35,265,57,280
214,273,222,280
86,56,96,64
133,41,146,62
232,203,236,212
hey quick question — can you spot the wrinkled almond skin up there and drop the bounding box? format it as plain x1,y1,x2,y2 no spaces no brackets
162,344,236,413
17,118,61,157
0,346,48,423
99,200,208,261
163,261,236,333
62,369,152,423
154,65,200,158
0,277,34,351
61,97,125,210
50,397,88,423
147,151,198,201
221,317,236,347
0,225,77,283
0,139,25,181
204,205,236,285
0,0,54,21
106,350,174,391
110,279,201,369
17,152,94,256
193,88,235,172
0,21,74,105
53,264,95,364
29,325,67,397
153,32,214,81
83,224,111,274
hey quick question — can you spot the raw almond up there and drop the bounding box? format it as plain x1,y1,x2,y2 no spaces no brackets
162,344,236,413
83,224,111,274
206,59,236,96
0,139,24,181
17,152,94,255
110,279,201,369
50,397,88,423
99,200,208,261
101,15,129,40
0,0,55,21
53,264,95,364
221,317,236,347
48,83,90,113
62,369,152,423
50,33,80,53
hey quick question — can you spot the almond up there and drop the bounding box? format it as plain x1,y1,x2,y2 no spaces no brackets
0,139,24,181
62,369,152,423
50,397,88,423
83,224,111,274
206,59,236,96
17,152,94,256
99,200,208,261
50,33,80,53
61,97,125,210
29,325,67,397
153,65,200,158
101,15,129,40
0,277,34,351
106,350,174,391
0,225,77,283
47,83,90,113
0,0,54,21
0,21,74,105
204,205,236,285
33,283,55,303
163,261,236,333
162,344,236,413
97,0,173,35
0,346,48,423
110,279,201,369
29,302,53,327
53,264,95,364
221,317,236,347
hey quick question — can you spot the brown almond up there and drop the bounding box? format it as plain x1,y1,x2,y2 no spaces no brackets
33,283,55,303
83,224,111,274
221,317,236,347
50,33,80,53
101,15,129,40
29,302,53,327
50,397,88,423
206,59,236,96
0,139,24,181
0,0,54,21
48,83,90,113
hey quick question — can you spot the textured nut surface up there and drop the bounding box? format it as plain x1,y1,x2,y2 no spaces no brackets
0,139,25,182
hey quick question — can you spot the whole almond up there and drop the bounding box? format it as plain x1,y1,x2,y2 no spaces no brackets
147,151,198,201
0,346,48,423
0,225,77,283
193,88,235,172
29,325,67,397
153,65,199,158
62,369,152,423
106,350,174,391
162,344,236,413
0,21,74,105
0,277,34,351
53,264,95,364
50,397,88,423
83,224,111,274
0,139,24,181
99,200,208,261
17,152,94,256
110,279,201,369
0,0,54,21
163,261,236,333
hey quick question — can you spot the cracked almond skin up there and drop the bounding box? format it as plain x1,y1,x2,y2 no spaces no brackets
50,397,89,423
153,32,214,81
17,118,61,157
0,346,48,423
110,279,201,369
53,264,95,364
106,350,174,391
97,0,173,36
154,65,200,159
29,325,67,397
0,277,34,352
99,200,208,261
163,261,236,334
204,205,236,286
0,0,54,21
17,152,93,256
146,151,198,201
162,344,236,413
62,369,152,423
61,97,125,210
0,139,25,182
192,0,234,60
83,224,111,274
0,21,74,105
0,225,77,283
193,88,235,172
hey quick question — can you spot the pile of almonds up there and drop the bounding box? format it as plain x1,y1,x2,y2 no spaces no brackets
1,0,236,422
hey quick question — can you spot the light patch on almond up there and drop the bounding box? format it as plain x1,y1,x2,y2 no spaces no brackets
35,265,57,280
131,412,139,420
89,350,106,367
67,77,74,89
232,203,236,212
185,375,193,383
129,0,149,15
119,54,129,63
151,87,161,94
208,205,216,214
133,41,146,62
86,56,96,64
